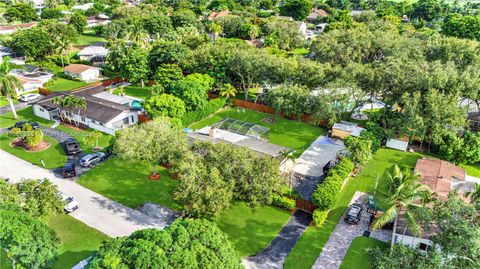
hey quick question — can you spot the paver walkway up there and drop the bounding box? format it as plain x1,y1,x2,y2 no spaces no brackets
0,149,171,237
312,192,391,269
243,210,312,269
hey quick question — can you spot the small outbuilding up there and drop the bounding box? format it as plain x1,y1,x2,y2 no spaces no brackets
385,138,408,152
331,121,365,139
63,64,100,82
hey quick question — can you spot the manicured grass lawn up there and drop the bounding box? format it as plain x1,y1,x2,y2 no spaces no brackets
112,86,153,100
49,214,109,269
284,149,421,269
190,108,326,157
1,250,12,269
74,34,106,47
339,237,388,269
55,124,113,154
0,96,17,107
77,158,181,210
46,77,87,92
215,202,292,257
461,163,480,178
0,107,53,129
0,134,67,169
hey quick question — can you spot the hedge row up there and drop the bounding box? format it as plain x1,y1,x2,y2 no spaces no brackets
311,158,354,210
181,98,226,127
312,209,328,226
271,193,296,210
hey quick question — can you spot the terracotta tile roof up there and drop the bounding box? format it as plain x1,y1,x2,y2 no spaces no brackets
0,22,37,31
307,9,328,20
16,76,43,85
414,158,466,200
63,64,98,74
208,10,230,20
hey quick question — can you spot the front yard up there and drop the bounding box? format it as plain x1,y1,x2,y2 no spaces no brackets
112,86,154,100
0,107,53,129
77,158,181,210
190,108,326,157
339,237,388,269
0,134,67,169
284,149,422,269
215,202,292,257
55,125,113,154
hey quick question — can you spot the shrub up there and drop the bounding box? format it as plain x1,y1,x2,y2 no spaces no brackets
312,209,328,226
271,193,296,210
181,98,226,127
311,158,354,210
144,94,186,119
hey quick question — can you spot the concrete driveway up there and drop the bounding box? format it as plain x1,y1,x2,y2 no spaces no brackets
0,149,169,237
0,101,29,115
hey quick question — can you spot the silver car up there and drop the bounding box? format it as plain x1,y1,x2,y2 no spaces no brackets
19,93,41,102
79,152,106,167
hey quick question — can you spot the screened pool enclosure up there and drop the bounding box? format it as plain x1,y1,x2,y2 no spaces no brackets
211,118,270,139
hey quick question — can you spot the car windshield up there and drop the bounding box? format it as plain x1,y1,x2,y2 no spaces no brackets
348,207,360,216
64,197,73,203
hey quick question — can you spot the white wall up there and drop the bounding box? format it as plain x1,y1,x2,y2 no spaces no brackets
394,234,432,249
80,69,100,81
32,104,52,121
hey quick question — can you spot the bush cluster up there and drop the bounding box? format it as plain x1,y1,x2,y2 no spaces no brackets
311,158,354,210
271,193,296,210
181,98,226,127
312,209,328,226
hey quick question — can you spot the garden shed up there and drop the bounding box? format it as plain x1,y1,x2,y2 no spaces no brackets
385,138,408,151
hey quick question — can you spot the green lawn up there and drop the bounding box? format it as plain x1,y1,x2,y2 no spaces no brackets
1,250,12,269
190,108,326,157
461,163,480,178
49,214,109,269
0,97,17,107
0,134,67,169
215,202,292,257
284,149,421,269
46,77,87,92
55,124,113,154
340,237,388,269
0,107,53,129
112,86,153,100
77,158,181,210
74,34,106,47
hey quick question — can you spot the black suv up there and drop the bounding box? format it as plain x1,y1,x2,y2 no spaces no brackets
8,121,39,130
64,138,81,155
344,203,364,225
63,162,76,178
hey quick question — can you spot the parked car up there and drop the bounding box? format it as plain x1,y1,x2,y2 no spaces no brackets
62,162,76,178
19,93,41,102
64,138,81,155
59,192,79,213
79,152,106,167
344,203,364,224
8,121,39,130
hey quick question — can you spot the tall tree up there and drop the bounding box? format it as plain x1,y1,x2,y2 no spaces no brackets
279,0,313,21
0,58,22,119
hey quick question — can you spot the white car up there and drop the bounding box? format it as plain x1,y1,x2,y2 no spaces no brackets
60,192,79,213
19,93,41,102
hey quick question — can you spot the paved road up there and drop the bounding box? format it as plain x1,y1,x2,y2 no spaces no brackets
0,101,29,115
243,210,312,269
312,192,391,269
0,149,169,237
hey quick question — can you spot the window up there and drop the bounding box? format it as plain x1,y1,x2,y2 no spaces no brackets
81,117,85,122
130,115,134,123
39,108,45,112
122,117,129,124
99,122,104,126
92,120,96,124
419,243,430,251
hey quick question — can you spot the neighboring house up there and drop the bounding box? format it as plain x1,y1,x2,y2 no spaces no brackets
32,86,140,135
16,77,44,94
393,158,475,250
208,10,230,20
72,3,94,11
331,121,365,139
296,21,308,36
385,138,408,152
0,23,37,35
32,0,45,9
276,16,294,21
0,46,14,62
86,15,111,27
77,42,109,64
63,64,100,82
306,9,328,23
10,66,54,94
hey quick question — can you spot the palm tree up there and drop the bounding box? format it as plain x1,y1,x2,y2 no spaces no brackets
52,95,75,123
71,96,87,127
219,83,237,100
0,58,22,119
208,22,223,42
54,36,71,67
126,20,150,48
372,165,430,250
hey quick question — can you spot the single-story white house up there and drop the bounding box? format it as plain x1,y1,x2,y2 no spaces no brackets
16,77,44,94
63,64,100,82
86,16,111,27
77,42,109,63
32,86,140,135
72,3,94,11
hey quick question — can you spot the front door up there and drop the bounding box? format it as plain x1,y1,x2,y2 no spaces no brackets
50,109,60,120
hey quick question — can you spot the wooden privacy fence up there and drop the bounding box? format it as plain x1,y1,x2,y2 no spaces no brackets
295,198,317,214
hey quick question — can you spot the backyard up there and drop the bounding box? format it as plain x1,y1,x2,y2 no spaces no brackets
77,158,181,210
284,148,422,269
339,237,388,269
112,86,154,100
190,108,326,157
215,202,292,257
74,33,106,47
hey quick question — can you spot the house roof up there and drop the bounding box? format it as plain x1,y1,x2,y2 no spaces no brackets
208,10,230,20
34,86,132,123
275,16,294,21
16,76,43,85
0,23,37,32
307,9,328,20
414,158,466,200
332,121,365,136
63,64,99,74
77,42,109,57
